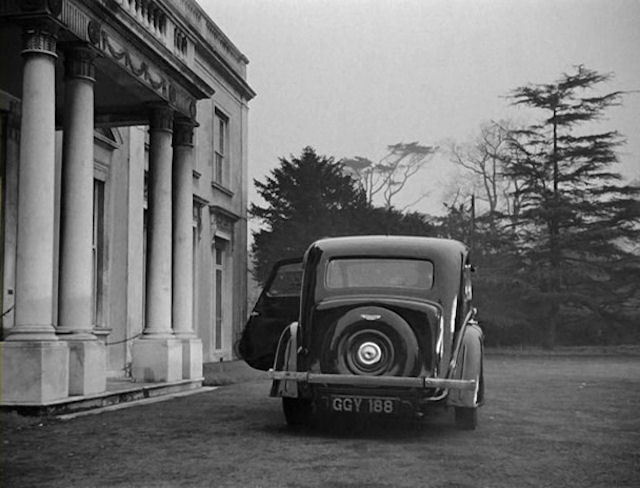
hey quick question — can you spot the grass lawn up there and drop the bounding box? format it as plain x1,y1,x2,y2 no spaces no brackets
476,354,640,487
1,352,639,487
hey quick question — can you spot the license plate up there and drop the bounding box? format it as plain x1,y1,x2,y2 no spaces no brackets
330,395,397,415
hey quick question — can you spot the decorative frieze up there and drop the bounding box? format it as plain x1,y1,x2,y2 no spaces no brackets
97,26,198,119
101,29,166,92
61,1,91,44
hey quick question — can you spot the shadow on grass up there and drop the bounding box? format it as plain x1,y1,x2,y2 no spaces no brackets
202,360,269,386
257,407,459,443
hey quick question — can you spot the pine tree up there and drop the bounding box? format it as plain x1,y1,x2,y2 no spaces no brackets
250,147,369,283
250,147,437,284
506,66,640,348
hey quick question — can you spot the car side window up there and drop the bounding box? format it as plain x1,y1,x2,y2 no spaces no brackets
266,263,303,297
463,263,473,301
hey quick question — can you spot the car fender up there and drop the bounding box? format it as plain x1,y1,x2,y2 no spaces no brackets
270,321,299,398
447,322,484,408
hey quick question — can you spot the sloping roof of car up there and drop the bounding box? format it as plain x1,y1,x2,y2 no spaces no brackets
311,235,467,261
302,236,469,346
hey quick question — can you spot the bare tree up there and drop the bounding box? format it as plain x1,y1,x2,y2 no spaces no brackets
449,120,524,231
342,142,438,210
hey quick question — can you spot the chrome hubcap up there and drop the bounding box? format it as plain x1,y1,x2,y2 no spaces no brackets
357,341,382,365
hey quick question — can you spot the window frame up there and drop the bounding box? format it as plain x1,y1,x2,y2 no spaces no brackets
212,108,230,188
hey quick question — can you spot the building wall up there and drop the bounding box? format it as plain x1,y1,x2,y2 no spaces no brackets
0,0,254,404
1,110,248,373
94,114,250,371
193,67,250,361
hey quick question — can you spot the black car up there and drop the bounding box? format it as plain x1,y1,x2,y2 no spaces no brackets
239,236,484,430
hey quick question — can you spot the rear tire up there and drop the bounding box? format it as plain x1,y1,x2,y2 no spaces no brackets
454,407,477,430
282,397,312,427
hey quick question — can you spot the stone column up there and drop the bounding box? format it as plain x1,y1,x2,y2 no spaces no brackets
58,45,106,395
132,106,181,382
172,120,203,379
1,25,69,404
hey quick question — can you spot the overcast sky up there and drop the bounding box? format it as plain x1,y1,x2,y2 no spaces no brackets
200,0,640,215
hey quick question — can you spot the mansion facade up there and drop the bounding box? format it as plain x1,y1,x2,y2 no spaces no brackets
0,0,255,405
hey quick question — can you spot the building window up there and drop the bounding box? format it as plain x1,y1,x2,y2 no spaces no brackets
93,179,106,327
192,204,201,327
213,239,227,351
142,138,149,326
213,109,229,187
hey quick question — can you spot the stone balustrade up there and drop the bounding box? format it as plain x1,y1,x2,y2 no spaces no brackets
0,0,249,83
112,0,248,75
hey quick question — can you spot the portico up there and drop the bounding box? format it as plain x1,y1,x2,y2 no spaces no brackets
0,0,254,408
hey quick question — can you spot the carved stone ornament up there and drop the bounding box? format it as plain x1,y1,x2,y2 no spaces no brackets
64,46,96,82
100,30,167,95
22,26,57,58
149,106,174,132
210,208,237,240
217,215,234,235
87,20,101,46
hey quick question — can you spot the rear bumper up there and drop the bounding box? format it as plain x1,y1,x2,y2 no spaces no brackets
268,370,476,391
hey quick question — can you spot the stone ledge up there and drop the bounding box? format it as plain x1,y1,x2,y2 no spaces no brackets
0,377,203,416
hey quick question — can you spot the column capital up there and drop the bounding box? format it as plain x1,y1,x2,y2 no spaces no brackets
173,119,196,147
64,44,97,82
149,105,174,133
22,22,58,59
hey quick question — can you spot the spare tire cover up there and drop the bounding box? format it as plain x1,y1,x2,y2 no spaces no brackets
321,306,419,376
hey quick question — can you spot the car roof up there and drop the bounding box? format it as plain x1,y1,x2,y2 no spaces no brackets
303,236,469,330
310,235,467,261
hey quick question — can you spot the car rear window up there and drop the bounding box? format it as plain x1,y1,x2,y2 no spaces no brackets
325,258,433,290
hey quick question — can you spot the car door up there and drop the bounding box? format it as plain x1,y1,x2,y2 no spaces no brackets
237,258,303,370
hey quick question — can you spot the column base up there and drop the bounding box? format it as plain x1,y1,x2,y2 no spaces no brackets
131,337,182,382
1,341,69,404
66,340,106,396
180,338,203,379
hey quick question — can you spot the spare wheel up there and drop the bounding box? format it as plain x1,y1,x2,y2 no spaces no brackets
326,306,419,376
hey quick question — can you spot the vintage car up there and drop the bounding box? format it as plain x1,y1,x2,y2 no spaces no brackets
239,235,484,430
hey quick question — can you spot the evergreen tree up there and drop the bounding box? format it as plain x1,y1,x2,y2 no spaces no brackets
505,66,640,348
250,147,369,283
251,147,437,284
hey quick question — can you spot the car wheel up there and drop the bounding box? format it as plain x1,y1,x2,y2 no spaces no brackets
325,306,419,377
282,397,312,427
454,407,477,430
